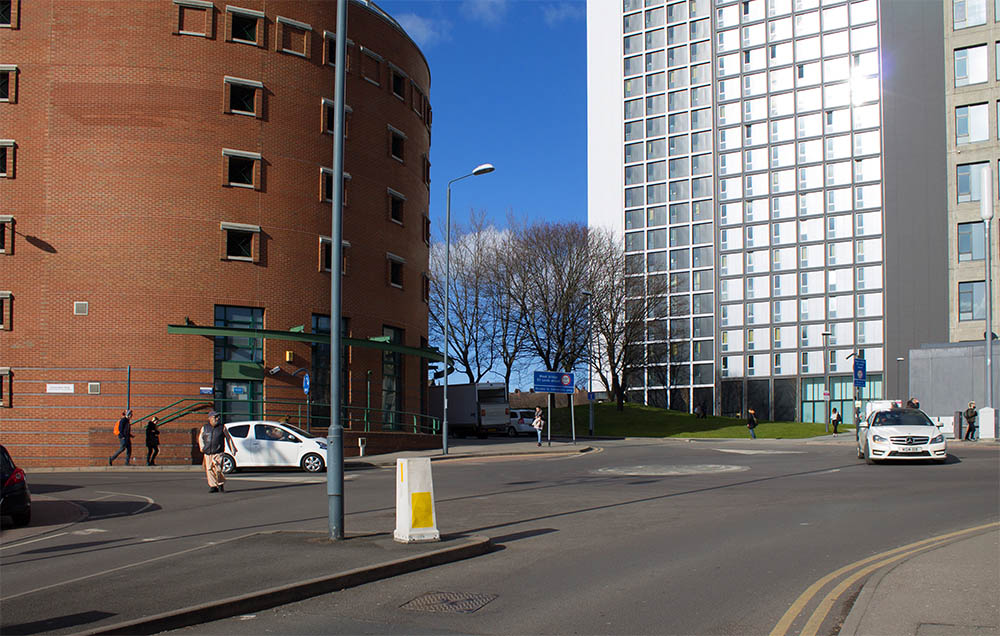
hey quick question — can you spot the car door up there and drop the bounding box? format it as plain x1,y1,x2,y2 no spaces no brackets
253,424,303,467
226,423,257,467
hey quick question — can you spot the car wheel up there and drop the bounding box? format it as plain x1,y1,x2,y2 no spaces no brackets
864,444,875,465
11,508,30,527
221,453,236,474
301,453,325,473
507,426,518,437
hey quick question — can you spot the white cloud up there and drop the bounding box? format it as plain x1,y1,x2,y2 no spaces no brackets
541,2,585,26
461,0,509,25
396,12,451,48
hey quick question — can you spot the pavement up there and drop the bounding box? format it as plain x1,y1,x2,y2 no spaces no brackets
2,436,997,636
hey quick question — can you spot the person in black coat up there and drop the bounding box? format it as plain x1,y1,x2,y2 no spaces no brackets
145,417,161,466
747,408,758,439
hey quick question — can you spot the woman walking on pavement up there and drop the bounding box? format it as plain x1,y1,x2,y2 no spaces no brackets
831,407,842,437
746,408,758,439
532,406,544,446
145,417,161,465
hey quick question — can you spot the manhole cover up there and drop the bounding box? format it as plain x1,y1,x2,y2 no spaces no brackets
595,464,749,476
401,591,498,614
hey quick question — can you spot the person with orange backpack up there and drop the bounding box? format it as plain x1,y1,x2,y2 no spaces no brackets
109,409,134,466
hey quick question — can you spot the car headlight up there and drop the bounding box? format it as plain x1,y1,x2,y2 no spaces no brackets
872,434,887,442
930,434,944,444
317,441,328,450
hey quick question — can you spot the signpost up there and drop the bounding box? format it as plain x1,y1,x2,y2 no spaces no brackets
303,372,311,432
534,371,576,445
853,356,867,437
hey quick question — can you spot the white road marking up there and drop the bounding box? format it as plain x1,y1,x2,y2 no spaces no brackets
0,532,69,551
226,474,354,483
71,528,108,535
94,491,155,516
715,449,804,455
596,464,750,476
141,536,173,542
0,533,258,601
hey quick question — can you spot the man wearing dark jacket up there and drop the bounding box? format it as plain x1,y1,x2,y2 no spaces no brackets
964,402,978,441
109,409,134,466
199,411,237,493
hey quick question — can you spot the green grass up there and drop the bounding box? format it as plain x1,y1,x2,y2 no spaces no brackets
545,401,851,439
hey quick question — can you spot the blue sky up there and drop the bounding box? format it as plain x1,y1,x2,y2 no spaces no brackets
377,0,589,234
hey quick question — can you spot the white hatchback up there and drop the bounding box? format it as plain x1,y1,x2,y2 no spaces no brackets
508,410,538,437
857,408,947,464
222,421,328,473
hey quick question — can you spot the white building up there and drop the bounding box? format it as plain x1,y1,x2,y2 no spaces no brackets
587,0,948,423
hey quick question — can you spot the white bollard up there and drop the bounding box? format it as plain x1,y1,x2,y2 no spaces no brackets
358,437,366,457
979,407,997,440
393,457,440,543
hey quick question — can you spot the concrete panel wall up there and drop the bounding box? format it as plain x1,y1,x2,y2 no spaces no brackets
910,342,1000,416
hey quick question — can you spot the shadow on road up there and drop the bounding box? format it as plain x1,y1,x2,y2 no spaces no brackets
1,610,114,635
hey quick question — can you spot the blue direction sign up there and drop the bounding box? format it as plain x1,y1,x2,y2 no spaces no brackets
534,371,575,394
853,358,867,388
303,372,311,395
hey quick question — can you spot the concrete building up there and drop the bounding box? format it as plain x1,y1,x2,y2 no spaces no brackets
587,0,947,423
0,0,436,467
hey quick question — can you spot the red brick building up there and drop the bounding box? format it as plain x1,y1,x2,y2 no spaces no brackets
0,0,437,466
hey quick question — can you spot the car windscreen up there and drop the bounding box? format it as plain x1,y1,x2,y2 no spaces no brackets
870,410,934,427
478,389,507,403
281,424,312,438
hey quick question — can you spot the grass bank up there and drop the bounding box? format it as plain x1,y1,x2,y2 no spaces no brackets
544,401,850,439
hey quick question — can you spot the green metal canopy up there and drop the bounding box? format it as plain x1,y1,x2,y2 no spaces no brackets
167,324,444,361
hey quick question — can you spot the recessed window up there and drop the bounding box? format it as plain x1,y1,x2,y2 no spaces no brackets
0,65,15,102
389,126,405,162
388,189,405,224
321,99,351,135
0,140,14,178
227,6,263,45
321,169,351,204
220,222,260,262
222,149,261,188
411,82,425,118
955,45,988,87
320,236,332,272
422,273,430,303
957,161,989,202
0,367,10,407
174,0,213,37
422,154,431,186
0,0,12,27
958,221,985,262
361,47,382,85
323,31,353,69
956,103,989,144
225,77,263,117
954,0,987,29
959,280,986,320
0,215,11,254
422,216,431,245
276,16,312,57
387,253,405,288
0,291,9,330
390,66,407,99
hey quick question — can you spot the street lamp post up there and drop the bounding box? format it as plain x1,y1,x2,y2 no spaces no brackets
895,357,904,401
982,166,994,409
442,163,495,455
822,330,832,433
581,290,594,436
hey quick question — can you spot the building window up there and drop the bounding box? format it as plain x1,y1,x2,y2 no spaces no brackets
320,236,332,272
955,45,988,87
0,367,9,407
0,65,15,102
387,253,405,288
321,99,351,135
222,149,261,189
388,189,405,224
959,280,986,320
389,126,405,162
422,273,430,303
361,47,382,85
958,222,985,262
224,77,263,117
382,325,404,426
0,215,11,254
390,65,407,100
954,0,987,29
956,103,989,144
276,16,312,57
220,222,260,262
174,0,213,37
411,83,425,118
0,140,13,178
0,0,12,27
422,154,431,186
321,169,351,204
0,291,9,330
957,161,989,202
323,31,354,69
423,216,431,245
226,6,263,46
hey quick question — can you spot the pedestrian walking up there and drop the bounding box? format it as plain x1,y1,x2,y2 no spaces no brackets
199,411,236,493
964,401,979,441
746,408,758,439
831,407,842,437
109,409,134,466
532,406,544,447
145,417,161,466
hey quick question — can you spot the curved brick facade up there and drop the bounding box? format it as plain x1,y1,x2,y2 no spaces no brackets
0,0,434,466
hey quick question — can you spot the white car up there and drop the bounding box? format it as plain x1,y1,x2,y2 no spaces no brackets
221,421,328,473
857,408,947,464
508,410,538,437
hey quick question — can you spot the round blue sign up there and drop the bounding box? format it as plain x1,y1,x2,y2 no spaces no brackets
303,373,310,395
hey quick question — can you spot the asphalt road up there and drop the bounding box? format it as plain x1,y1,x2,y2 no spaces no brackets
2,438,997,635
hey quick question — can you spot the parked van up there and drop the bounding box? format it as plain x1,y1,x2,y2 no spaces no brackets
429,382,510,438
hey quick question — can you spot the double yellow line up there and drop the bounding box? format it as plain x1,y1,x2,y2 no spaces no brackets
769,521,999,636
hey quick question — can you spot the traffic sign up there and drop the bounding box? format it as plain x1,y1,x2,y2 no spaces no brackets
303,372,311,395
587,391,595,401
853,358,867,388
534,371,575,394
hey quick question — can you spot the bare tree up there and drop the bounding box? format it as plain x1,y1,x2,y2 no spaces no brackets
486,228,529,393
428,212,499,384
587,228,666,410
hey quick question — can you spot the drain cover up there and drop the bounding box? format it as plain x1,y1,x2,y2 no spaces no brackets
401,591,497,614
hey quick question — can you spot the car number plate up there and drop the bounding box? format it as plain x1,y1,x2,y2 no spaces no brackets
898,446,923,453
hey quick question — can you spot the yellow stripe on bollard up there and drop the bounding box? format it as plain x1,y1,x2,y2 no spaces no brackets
393,458,440,543
411,492,434,529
